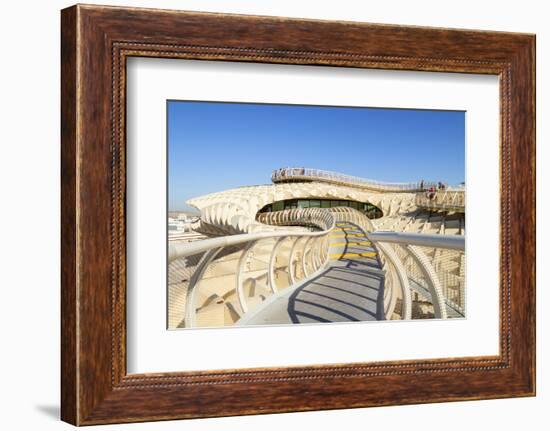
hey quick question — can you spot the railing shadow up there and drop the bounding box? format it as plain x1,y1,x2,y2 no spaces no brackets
287,265,386,324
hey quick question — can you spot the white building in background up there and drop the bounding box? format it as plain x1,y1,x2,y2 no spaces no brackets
168,167,465,329
168,212,204,242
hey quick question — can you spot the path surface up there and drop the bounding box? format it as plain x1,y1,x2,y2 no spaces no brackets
239,222,387,325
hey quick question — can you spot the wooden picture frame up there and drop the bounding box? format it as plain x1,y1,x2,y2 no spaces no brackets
61,4,535,425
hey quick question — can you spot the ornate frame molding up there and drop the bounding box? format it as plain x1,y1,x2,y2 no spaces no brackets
61,4,535,425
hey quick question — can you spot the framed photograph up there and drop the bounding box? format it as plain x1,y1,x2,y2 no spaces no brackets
61,4,536,425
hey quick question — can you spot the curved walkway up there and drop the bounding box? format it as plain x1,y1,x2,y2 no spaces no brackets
415,190,465,212
271,167,430,192
237,222,387,325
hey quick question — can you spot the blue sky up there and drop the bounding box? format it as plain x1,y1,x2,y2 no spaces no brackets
168,101,465,212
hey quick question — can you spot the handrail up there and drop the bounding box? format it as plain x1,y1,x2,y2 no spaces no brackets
169,206,465,328
333,208,464,319
169,207,335,328
368,228,464,318
367,231,465,251
169,208,335,263
271,167,436,192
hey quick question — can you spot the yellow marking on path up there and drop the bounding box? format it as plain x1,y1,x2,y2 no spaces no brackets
330,252,377,259
330,241,371,247
329,233,365,238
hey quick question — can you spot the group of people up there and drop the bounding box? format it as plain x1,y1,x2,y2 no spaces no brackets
419,180,447,200
273,167,306,179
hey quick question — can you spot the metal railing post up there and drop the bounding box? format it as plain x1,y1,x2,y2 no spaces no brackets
301,237,314,277
288,236,302,285
184,247,223,328
406,245,448,319
235,241,258,314
375,242,412,320
268,236,286,293
313,236,323,270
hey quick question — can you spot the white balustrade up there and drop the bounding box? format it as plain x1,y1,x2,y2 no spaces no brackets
415,190,465,212
169,206,465,328
271,167,436,192
170,207,335,328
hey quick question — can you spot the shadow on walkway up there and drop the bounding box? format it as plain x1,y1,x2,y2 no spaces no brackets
287,262,386,324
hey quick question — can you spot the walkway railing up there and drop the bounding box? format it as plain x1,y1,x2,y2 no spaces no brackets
332,208,465,319
368,230,465,318
272,167,435,192
168,207,466,328
168,208,335,328
415,190,465,212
